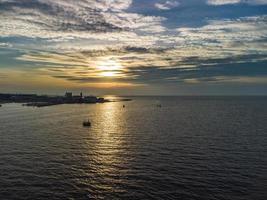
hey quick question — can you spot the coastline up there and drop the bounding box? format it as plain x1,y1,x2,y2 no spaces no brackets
0,93,132,107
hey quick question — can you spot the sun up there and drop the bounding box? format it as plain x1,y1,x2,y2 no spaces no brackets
100,71,118,77
97,59,123,78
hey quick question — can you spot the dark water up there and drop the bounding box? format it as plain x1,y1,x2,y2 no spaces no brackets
0,96,267,200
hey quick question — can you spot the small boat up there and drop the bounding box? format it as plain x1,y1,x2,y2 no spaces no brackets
156,104,162,108
83,120,91,127
0,104,2,107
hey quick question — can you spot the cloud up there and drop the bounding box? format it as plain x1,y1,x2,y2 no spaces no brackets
0,42,12,48
176,16,267,56
207,0,267,5
13,41,267,86
183,76,267,84
0,0,165,37
207,0,241,5
0,0,266,51
7,14,267,86
155,0,180,10
0,0,267,92
0,0,168,52
0,0,122,33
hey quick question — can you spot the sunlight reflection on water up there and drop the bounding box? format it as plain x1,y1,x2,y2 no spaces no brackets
0,97,267,199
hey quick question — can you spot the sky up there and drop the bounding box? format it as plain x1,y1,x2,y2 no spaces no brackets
0,0,266,95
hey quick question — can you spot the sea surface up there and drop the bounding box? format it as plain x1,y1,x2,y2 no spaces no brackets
0,96,267,200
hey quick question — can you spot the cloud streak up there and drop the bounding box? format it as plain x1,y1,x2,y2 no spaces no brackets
207,0,267,5
155,0,180,10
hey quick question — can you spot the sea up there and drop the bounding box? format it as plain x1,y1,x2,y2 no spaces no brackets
0,96,267,200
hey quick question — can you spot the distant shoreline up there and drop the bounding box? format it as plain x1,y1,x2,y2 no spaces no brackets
0,93,132,107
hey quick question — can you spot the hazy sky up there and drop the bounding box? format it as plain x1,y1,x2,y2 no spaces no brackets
0,0,266,95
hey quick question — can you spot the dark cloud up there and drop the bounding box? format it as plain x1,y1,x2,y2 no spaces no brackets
0,0,122,32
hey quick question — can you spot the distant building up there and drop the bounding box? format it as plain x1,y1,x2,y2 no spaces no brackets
65,92,72,99
84,96,98,103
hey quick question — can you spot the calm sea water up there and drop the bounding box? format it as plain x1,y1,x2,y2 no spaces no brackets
0,96,267,200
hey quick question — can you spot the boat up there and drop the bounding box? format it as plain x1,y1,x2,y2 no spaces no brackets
123,105,125,108
83,120,91,127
